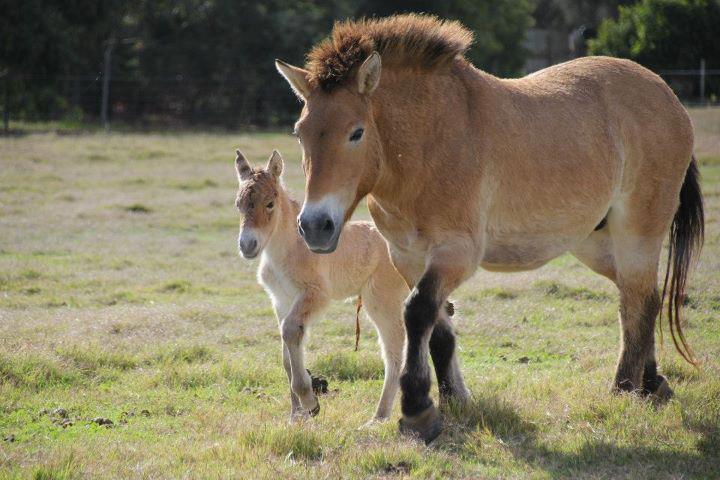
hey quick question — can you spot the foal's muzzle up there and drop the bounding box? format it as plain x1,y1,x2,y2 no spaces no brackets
297,211,339,254
238,231,260,259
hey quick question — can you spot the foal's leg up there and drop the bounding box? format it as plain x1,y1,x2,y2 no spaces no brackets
397,244,475,443
280,289,327,417
281,343,302,416
361,275,406,421
274,301,302,417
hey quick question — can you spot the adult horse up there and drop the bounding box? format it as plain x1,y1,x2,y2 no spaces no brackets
275,14,704,443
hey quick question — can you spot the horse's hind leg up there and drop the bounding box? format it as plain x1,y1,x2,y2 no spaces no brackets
571,226,670,400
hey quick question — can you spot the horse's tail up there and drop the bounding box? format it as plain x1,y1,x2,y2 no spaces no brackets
660,156,704,365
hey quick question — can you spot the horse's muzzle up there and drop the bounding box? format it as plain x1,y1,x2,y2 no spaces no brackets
297,211,339,253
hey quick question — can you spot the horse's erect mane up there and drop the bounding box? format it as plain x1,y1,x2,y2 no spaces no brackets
306,14,473,91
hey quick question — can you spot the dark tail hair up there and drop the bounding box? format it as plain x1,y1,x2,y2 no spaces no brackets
660,157,704,365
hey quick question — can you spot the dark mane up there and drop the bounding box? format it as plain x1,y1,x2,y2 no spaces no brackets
306,14,473,91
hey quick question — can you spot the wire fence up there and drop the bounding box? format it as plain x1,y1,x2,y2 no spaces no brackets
1,66,719,133
0,73,302,132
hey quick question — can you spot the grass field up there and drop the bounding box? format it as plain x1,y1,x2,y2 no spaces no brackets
1,108,719,479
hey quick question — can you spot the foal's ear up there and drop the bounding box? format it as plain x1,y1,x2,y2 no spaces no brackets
357,51,381,95
266,150,283,178
235,149,252,182
275,59,311,100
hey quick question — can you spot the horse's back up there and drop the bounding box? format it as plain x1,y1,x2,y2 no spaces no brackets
517,56,693,167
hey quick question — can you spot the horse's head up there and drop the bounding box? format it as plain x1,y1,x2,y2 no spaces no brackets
234,149,284,259
276,52,383,253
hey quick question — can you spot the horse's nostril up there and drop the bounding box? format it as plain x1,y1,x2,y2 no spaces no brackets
322,218,334,232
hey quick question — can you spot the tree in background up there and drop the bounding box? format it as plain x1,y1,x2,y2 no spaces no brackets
534,0,609,29
0,0,535,126
355,0,534,77
589,0,720,68
588,0,720,101
0,0,132,119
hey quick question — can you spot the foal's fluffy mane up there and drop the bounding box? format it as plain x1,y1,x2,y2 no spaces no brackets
306,14,473,91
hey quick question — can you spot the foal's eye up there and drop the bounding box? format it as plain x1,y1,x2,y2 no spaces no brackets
248,202,255,210
266,201,274,210
349,128,364,142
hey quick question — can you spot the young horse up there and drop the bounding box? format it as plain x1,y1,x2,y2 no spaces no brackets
275,14,704,442
234,149,407,421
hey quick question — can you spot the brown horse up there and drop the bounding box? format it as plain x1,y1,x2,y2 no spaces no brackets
275,14,704,443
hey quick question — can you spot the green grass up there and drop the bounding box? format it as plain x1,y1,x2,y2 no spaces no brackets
1,108,719,478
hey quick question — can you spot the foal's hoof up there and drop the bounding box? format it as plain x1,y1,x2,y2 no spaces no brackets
649,375,674,406
399,404,442,445
358,417,387,430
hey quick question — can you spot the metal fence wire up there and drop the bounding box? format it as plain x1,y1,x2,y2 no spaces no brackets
1,66,719,131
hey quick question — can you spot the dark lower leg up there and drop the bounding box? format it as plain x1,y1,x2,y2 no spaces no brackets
400,292,437,416
614,291,660,392
429,321,455,398
399,277,437,417
642,359,661,394
429,316,468,403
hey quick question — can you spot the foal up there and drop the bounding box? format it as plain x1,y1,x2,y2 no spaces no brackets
234,149,407,420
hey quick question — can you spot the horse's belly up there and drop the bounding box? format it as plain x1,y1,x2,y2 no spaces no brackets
480,234,584,272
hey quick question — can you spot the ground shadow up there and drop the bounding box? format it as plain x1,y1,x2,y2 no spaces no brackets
436,393,720,479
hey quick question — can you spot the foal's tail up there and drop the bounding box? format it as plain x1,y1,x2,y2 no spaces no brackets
660,157,704,365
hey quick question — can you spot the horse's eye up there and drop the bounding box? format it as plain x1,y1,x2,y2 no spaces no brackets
266,201,274,210
349,128,364,142
248,202,254,210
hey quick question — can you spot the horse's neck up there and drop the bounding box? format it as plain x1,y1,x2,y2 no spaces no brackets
371,60,492,208
264,191,301,259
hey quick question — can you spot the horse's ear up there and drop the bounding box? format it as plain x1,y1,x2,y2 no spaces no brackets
357,51,381,95
275,59,311,100
266,150,283,178
235,149,252,181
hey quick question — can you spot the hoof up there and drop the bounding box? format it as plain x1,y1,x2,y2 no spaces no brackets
399,404,442,445
289,411,308,423
358,417,386,430
611,378,637,395
439,388,472,412
649,375,674,406
309,399,320,417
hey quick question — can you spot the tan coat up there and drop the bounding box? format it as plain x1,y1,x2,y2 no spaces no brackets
234,150,407,421
275,14,703,441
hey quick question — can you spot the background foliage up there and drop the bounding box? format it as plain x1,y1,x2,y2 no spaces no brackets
0,0,718,126
589,0,720,68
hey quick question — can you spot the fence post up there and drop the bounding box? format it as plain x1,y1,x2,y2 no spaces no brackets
699,58,706,106
101,39,115,130
3,73,8,134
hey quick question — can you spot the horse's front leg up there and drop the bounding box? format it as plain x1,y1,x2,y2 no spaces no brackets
398,242,476,443
280,289,327,418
